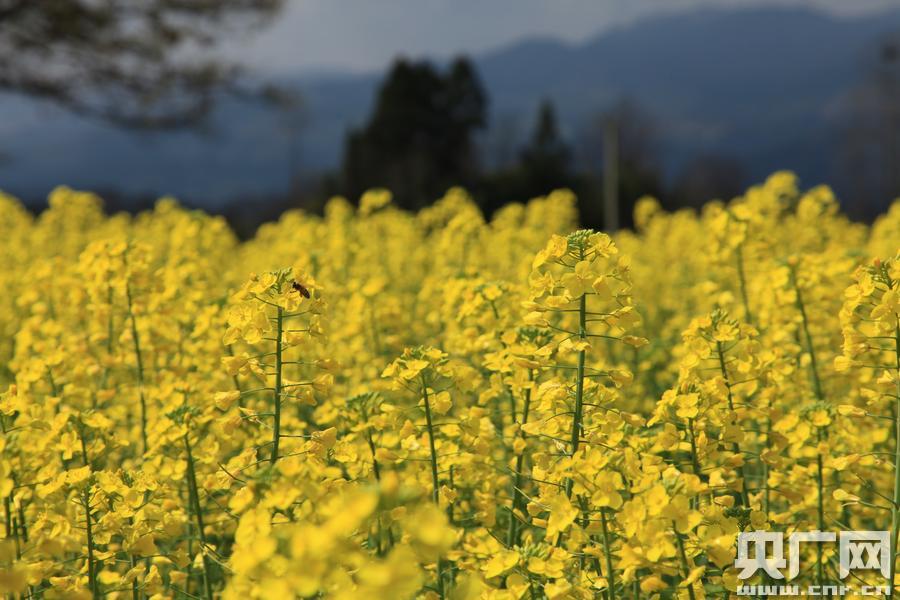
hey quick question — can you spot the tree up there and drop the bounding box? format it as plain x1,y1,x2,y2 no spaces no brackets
342,56,487,210
519,100,573,191
0,0,283,128
839,34,900,219
478,99,593,219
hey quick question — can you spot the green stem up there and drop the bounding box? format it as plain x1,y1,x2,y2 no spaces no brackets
421,373,444,599
507,370,533,548
225,344,244,403
11,512,21,562
83,488,98,599
421,374,441,505
125,283,148,455
566,290,587,499
365,426,395,553
184,432,214,600
686,419,703,481
816,432,826,587
576,496,602,575
14,501,25,544
715,341,749,507
763,417,771,519
130,555,140,600
890,318,900,599
79,428,98,599
600,508,616,600
271,307,284,464
675,527,696,600
366,432,382,482
3,496,12,546
791,266,824,400
791,265,826,586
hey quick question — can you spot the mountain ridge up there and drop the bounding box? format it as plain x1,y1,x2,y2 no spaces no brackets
2,5,900,207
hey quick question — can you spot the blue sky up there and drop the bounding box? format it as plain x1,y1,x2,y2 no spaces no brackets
228,0,899,74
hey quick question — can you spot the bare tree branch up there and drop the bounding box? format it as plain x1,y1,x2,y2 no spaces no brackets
0,0,284,129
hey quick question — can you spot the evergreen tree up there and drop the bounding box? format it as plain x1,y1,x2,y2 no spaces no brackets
342,57,487,210
519,100,573,192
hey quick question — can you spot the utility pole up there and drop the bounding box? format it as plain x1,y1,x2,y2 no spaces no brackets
881,40,900,200
267,87,305,195
602,118,619,232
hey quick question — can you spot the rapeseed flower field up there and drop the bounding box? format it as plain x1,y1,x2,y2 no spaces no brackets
1,172,899,599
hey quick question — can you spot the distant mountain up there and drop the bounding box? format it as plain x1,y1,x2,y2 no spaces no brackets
2,6,899,207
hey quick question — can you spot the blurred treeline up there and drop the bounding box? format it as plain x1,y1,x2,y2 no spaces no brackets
4,1,899,237
217,57,745,238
